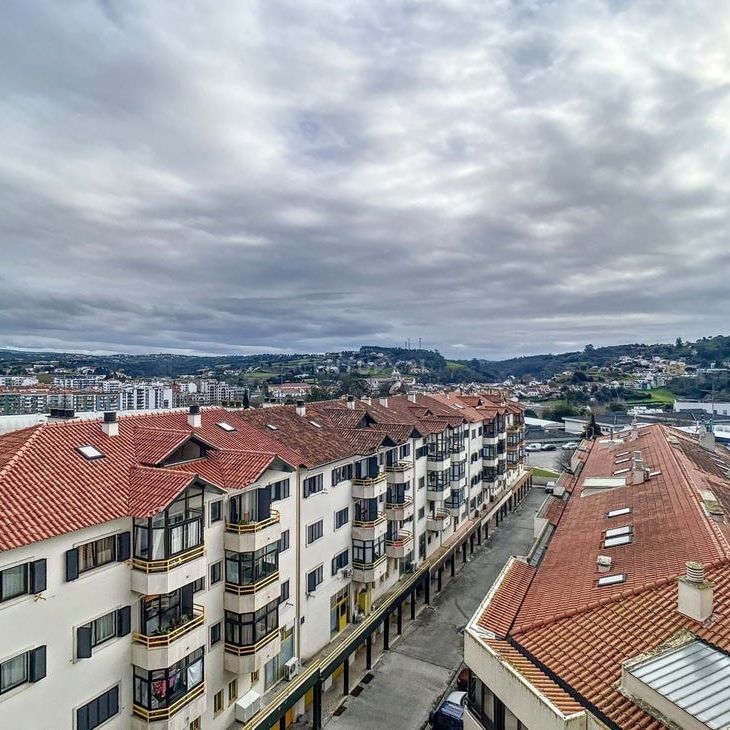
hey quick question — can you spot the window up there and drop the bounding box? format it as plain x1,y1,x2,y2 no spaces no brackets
607,507,632,518
209,500,223,524
280,580,290,603
228,678,238,704
78,536,116,575
331,550,349,575
307,520,324,545
418,476,425,490
331,464,353,486
418,507,425,521
279,529,290,552
1,560,46,602
605,526,632,539
416,445,428,459
217,421,236,432
598,573,626,586
225,601,279,646
77,444,104,460
210,621,222,646
77,607,130,659
210,561,222,585
76,685,119,730
303,473,324,497
352,538,385,565
251,670,260,683
270,478,290,501
307,566,324,593
0,647,45,695
190,719,202,730
214,690,224,715
133,649,204,712
399,443,411,459
334,507,349,530
192,577,205,593
226,544,278,586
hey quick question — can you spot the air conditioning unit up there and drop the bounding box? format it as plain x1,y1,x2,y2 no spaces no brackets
234,690,261,722
341,567,353,578
284,657,300,681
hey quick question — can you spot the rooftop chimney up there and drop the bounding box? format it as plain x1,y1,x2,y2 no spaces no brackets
101,411,118,437
596,555,612,573
408,392,417,403
379,397,389,408
188,404,201,428
360,396,371,406
699,424,716,452
296,400,306,417
632,451,645,484
678,561,713,622
346,395,356,410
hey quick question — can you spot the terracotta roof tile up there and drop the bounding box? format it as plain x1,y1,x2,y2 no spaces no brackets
478,559,536,637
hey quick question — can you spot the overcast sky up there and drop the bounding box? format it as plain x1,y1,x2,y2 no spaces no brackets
0,1,728,360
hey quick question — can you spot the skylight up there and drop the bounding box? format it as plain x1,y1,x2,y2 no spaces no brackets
604,534,632,548
217,422,236,432
598,573,626,586
649,469,662,477
615,451,630,457
309,420,322,428
614,468,630,475
77,445,104,460
606,525,632,538
266,424,278,431
615,457,631,464
607,507,632,518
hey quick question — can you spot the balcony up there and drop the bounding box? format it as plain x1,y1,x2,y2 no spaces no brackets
352,512,387,541
385,531,413,559
224,571,281,614
131,544,207,596
131,683,207,730
427,452,451,471
352,472,388,500
224,630,281,675
224,510,281,553
385,462,413,483
426,510,451,532
385,497,414,522
352,554,388,583
444,498,465,518
132,605,206,671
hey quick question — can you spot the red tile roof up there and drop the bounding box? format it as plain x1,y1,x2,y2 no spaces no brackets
0,408,296,552
471,424,730,728
129,466,196,518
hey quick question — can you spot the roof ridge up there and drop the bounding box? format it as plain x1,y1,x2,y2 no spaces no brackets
513,556,730,635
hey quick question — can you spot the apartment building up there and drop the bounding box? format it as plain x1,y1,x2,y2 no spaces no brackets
0,393,526,729
463,423,730,730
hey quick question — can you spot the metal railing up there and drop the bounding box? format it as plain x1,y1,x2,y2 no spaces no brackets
132,682,205,722
131,543,205,574
225,510,280,534
352,513,386,529
224,629,279,656
385,461,413,473
225,571,279,596
352,473,386,487
385,497,413,510
133,604,205,648
352,554,387,572
385,531,413,549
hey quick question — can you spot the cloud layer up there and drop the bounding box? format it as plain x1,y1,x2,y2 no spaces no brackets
0,1,728,358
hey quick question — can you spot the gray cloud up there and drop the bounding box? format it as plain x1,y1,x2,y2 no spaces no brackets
0,0,728,359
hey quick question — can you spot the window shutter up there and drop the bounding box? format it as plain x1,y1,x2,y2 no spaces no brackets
331,558,337,576
65,548,79,582
180,583,194,616
303,480,309,499
116,532,131,561
116,606,131,637
29,646,46,682
77,626,92,659
30,559,47,593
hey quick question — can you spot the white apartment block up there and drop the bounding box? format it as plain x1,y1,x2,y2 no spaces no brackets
0,393,527,730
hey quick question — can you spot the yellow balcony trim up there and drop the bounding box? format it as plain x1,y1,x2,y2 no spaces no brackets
133,605,205,648
352,472,386,487
385,462,412,473
352,514,386,529
225,510,280,534
224,629,279,656
385,531,413,548
385,497,413,510
132,681,205,722
225,571,279,596
131,544,205,574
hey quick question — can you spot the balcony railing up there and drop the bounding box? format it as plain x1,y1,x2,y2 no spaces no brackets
133,605,205,649
132,682,206,723
385,497,413,510
386,531,413,548
225,571,279,596
352,554,387,572
385,461,412,473
352,512,386,529
352,472,386,486
225,510,279,534
131,543,205,574
224,628,279,657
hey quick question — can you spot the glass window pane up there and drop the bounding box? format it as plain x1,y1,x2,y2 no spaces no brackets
1,653,27,693
1,565,27,601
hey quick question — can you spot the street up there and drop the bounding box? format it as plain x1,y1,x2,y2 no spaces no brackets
325,486,545,730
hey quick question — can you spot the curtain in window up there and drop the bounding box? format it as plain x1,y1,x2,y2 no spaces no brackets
187,658,203,688
78,543,95,572
185,519,200,549
1,565,26,599
92,612,116,645
97,536,115,564
169,525,183,555
151,528,165,559
0,654,27,692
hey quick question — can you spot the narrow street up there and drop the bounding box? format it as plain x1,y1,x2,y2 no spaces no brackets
325,486,545,730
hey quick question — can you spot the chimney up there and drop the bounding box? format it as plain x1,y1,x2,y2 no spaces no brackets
296,400,306,417
699,424,716,452
632,451,645,484
347,395,356,410
379,397,389,408
408,392,417,403
188,404,201,428
360,396,371,406
101,411,118,437
677,561,713,622
596,555,612,573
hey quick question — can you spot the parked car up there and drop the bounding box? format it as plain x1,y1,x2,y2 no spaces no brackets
429,691,467,730
525,443,542,452
544,480,557,494
541,443,557,451
561,441,579,450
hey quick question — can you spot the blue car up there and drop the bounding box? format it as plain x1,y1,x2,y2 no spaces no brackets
429,691,467,730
